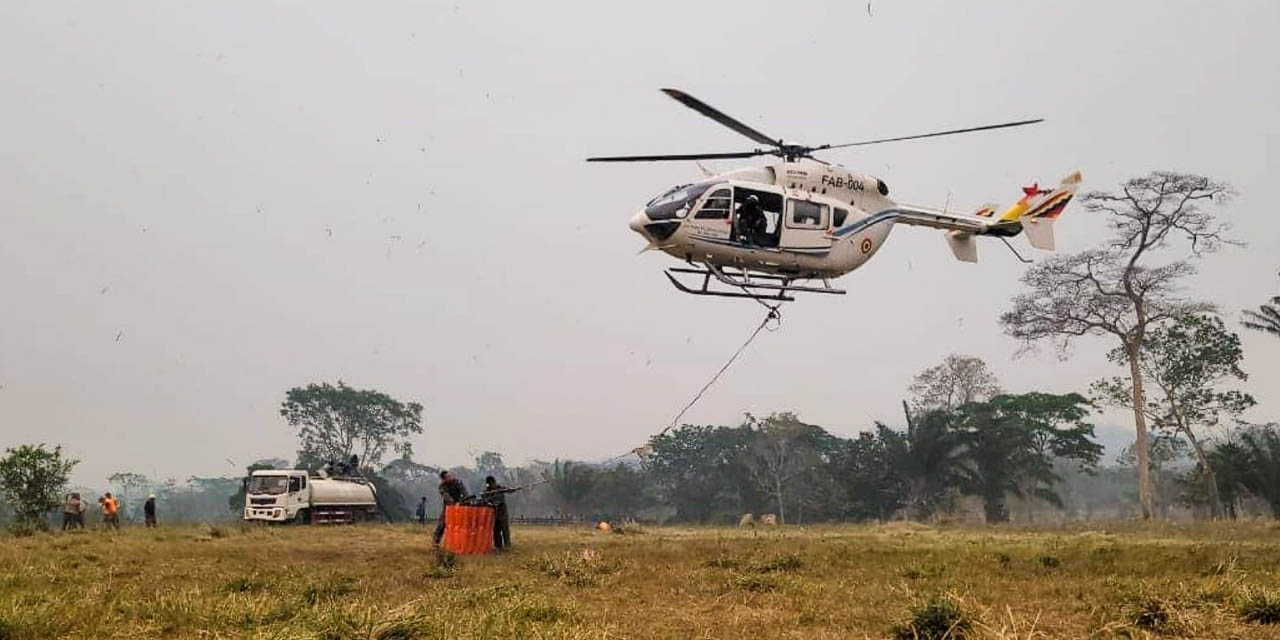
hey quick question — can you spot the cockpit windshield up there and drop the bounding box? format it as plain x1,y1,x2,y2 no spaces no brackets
644,182,715,220
248,475,289,495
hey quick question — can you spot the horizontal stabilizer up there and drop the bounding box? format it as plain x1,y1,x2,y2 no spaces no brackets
946,231,978,263
1022,217,1054,250
972,203,1001,218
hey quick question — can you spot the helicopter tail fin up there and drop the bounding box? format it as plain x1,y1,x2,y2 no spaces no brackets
982,171,1082,250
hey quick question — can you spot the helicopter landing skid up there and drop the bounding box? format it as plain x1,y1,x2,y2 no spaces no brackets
665,265,845,302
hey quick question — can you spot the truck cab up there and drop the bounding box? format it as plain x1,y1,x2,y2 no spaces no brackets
244,470,311,523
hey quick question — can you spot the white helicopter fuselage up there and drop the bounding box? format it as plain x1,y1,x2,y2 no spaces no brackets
629,160,897,279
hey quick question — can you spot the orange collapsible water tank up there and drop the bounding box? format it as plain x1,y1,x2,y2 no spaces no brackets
442,505,495,555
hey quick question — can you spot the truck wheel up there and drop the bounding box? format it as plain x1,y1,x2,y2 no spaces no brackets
295,509,311,525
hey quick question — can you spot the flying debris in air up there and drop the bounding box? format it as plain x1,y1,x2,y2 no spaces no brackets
100,286,109,294
326,227,333,238
114,331,124,342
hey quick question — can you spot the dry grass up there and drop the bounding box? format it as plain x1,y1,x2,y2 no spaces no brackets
5,521,1280,638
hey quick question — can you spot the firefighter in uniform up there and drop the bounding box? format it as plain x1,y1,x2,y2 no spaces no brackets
483,476,511,549
433,470,468,546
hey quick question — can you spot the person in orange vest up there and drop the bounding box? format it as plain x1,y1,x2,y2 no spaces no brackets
99,492,120,529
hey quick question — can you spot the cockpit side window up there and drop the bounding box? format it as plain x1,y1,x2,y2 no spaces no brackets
644,182,714,221
694,189,732,219
833,208,849,227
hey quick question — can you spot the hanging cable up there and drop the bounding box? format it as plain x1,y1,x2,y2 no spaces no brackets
608,303,782,463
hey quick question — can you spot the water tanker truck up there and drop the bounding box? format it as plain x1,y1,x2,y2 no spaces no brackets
242,469,379,524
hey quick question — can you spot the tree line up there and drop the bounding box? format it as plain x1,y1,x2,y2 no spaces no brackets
2,171,1277,531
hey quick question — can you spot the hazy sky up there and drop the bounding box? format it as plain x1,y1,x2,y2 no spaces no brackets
2,1,1277,487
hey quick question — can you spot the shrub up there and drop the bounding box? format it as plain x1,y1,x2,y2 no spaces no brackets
1239,590,1280,625
526,549,618,587
899,563,946,580
1038,554,1061,569
732,573,780,593
4,522,38,538
755,552,804,573
891,596,971,640
224,575,268,593
511,602,566,623
302,576,356,605
703,555,740,569
433,548,457,571
1124,596,1172,632
704,551,802,573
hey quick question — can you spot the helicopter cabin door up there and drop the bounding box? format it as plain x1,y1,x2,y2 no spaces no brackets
688,186,734,242
781,198,832,252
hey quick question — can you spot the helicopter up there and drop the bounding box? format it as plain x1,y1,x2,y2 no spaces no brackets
589,89,1081,302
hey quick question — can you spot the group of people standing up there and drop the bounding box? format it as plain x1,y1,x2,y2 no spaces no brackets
416,471,511,550
61,491,157,530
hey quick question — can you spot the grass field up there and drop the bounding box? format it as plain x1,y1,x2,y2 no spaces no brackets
4,521,1280,639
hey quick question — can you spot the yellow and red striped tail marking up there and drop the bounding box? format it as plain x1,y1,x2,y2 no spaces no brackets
1025,191,1073,220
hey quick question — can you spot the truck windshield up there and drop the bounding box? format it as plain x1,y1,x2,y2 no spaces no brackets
248,475,289,495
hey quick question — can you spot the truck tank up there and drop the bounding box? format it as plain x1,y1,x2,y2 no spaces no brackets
308,477,379,524
310,478,378,506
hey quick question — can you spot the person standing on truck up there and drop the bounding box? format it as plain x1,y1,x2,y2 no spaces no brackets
483,476,511,550
143,494,157,528
415,496,428,525
432,471,468,546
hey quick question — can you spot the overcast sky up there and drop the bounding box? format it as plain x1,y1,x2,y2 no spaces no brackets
2,1,1277,487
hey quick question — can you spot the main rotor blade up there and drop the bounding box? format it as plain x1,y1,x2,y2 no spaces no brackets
661,88,780,148
587,150,770,162
817,118,1044,150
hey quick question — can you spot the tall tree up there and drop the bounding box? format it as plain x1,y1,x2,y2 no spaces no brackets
381,454,438,484
1092,315,1255,518
741,412,832,525
1001,171,1235,518
546,460,595,518
107,472,151,519
1226,424,1280,517
586,464,655,520
0,444,78,529
954,393,1102,523
474,451,507,480
645,425,758,522
885,412,968,520
1242,272,1280,340
280,381,423,471
832,428,909,521
1118,431,1188,519
908,354,1002,412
